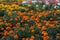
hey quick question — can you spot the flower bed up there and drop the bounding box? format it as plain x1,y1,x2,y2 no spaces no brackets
0,2,60,40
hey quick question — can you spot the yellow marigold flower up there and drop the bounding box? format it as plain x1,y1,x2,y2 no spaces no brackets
28,4,32,7
5,5,10,9
15,5,19,9
24,8,27,10
57,10,59,12
12,4,16,7
1,4,4,8
56,10,60,13
4,5,8,8
22,7,26,10
10,8,15,11
6,6,11,10
16,5,19,7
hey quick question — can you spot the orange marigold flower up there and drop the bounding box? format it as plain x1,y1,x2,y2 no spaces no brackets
9,30,14,34
41,26,46,31
14,34,19,39
21,27,25,31
23,16,29,20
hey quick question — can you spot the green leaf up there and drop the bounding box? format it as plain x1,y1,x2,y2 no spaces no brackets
5,36,14,40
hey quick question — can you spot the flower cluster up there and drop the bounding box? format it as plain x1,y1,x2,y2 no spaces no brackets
0,2,60,40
